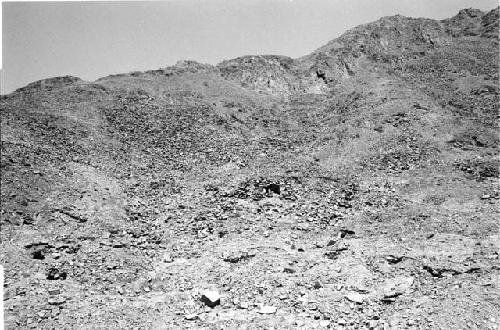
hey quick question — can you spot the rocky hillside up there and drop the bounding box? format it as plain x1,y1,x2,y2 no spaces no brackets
1,7,499,330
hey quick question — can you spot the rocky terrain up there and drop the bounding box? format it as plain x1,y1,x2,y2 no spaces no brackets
1,7,499,330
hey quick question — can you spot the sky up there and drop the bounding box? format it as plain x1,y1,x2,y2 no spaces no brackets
1,0,498,94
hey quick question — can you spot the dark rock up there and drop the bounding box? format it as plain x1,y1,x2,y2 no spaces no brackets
265,183,281,195
48,289,61,295
48,296,66,305
200,290,221,308
339,229,355,238
32,249,46,260
324,246,348,260
46,268,67,281
222,251,255,263
385,255,404,264
326,239,337,246
423,265,461,278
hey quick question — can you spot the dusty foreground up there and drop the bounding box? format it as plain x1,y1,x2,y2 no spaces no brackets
1,7,499,330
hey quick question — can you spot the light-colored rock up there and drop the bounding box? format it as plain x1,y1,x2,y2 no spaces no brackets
345,264,373,292
163,253,174,263
201,290,221,308
368,319,379,329
258,305,277,314
382,276,414,298
344,292,366,304
320,320,331,327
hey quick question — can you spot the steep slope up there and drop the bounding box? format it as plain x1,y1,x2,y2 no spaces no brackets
1,8,499,330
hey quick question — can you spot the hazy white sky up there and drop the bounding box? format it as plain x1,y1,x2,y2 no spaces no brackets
1,0,498,94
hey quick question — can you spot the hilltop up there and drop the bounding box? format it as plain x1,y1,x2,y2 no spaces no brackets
1,8,499,329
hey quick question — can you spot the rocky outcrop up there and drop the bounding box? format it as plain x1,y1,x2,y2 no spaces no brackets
217,55,300,95
480,7,500,38
297,15,452,88
2,7,499,330
70,8,497,99
443,7,500,38
15,76,83,93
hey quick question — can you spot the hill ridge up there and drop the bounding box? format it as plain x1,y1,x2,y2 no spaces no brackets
8,7,498,97
1,7,499,329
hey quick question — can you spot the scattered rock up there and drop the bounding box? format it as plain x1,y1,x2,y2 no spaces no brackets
163,253,174,263
32,249,46,260
319,320,331,327
258,306,277,314
2,7,498,330
48,296,66,306
345,264,373,293
385,255,404,264
368,319,379,329
200,290,221,308
265,183,281,195
25,242,52,260
344,292,365,304
326,239,337,246
339,229,355,238
423,265,461,278
48,288,61,295
382,276,414,300
222,251,255,263
324,246,348,260
46,268,67,281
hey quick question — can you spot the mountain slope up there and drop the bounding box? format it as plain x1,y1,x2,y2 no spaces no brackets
1,8,499,329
